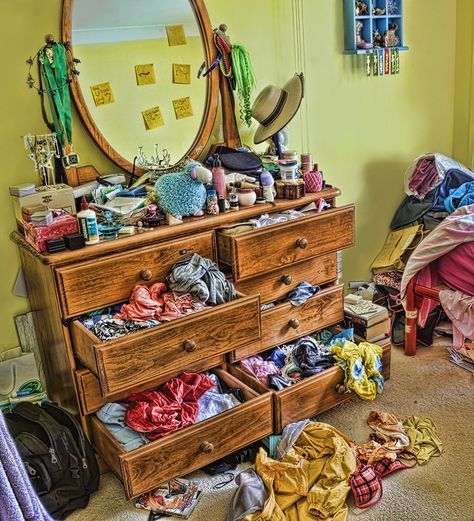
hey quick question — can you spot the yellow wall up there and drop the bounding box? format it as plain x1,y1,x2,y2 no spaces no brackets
453,0,474,168
0,0,460,352
76,37,206,163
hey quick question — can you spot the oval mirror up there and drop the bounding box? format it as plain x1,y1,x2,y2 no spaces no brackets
62,0,218,174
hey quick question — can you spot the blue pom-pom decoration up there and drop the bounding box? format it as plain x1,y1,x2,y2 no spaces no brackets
154,162,207,217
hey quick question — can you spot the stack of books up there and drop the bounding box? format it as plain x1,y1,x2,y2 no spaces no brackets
344,295,390,343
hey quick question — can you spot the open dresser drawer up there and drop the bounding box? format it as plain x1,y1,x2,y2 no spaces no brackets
231,284,344,361
216,205,354,282
55,231,215,317
230,340,391,432
70,293,261,396
89,368,273,498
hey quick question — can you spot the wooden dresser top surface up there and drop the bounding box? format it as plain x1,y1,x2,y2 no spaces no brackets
11,187,341,267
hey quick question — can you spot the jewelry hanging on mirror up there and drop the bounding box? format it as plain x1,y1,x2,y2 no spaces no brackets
25,34,81,173
23,133,61,186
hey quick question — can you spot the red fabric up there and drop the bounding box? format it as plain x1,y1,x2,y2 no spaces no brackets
350,465,383,509
115,283,208,322
436,242,474,296
408,157,439,199
23,210,79,252
372,458,411,477
124,373,215,440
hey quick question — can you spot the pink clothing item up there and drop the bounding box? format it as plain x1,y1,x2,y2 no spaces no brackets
240,356,280,384
115,283,208,322
408,157,439,200
436,242,474,295
401,205,474,342
439,290,474,348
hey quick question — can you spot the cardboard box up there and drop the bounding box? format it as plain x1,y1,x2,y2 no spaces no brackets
11,184,76,221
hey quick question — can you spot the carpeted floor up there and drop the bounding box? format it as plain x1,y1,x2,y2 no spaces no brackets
70,342,474,521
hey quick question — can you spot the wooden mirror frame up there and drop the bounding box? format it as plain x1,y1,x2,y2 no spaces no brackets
61,0,219,174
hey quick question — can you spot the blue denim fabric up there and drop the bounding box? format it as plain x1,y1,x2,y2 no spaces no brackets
96,403,148,452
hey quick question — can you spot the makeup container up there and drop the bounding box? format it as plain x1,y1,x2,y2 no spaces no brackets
238,189,257,206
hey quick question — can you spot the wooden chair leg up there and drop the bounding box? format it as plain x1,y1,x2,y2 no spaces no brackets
405,278,417,356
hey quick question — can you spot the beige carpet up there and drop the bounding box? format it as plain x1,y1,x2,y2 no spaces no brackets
70,342,473,521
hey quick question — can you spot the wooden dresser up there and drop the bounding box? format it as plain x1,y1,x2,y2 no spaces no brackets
12,188,389,499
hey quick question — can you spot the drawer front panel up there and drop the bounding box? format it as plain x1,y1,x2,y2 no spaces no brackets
74,352,226,415
277,343,391,431
72,295,261,395
230,343,391,432
234,253,337,305
56,231,215,317
89,370,273,499
232,284,344,361
218,205,354,281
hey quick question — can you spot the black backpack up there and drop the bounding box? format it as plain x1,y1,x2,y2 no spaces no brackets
4,401,100,519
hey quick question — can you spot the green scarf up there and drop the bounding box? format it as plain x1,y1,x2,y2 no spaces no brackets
231,44,256,127
39,43,72,147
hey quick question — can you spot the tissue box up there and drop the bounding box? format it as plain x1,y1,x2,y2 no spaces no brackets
11,184,76,222
24,211,79,253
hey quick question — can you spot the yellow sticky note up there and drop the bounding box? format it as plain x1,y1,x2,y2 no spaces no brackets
166,24,187,46
90,82,114,106
173,64,191,84
135,64,156,86
142,106,164,130
173,97,193,119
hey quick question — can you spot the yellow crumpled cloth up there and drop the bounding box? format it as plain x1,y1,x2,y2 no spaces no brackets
402,416,443,465
244,422,357,521
330,341,384,401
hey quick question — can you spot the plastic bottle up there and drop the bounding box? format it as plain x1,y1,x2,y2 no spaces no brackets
211,154,227,199
77,196,99,245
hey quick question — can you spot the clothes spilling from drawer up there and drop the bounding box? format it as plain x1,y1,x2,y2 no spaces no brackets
217,201,331,237
239,327,385,400
96,372,244,451
78,253,236,341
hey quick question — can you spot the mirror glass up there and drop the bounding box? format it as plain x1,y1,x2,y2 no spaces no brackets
71,0,207,168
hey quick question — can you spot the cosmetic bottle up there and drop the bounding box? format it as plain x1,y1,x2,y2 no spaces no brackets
211,154,227,199
77,196,99,244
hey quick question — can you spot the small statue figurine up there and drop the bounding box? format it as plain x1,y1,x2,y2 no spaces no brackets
372,28,384,48
356,21,373,49
373,7,386,15
355,1,369,16
384,24,400,47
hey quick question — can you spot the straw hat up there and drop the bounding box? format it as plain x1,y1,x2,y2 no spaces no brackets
252,73,304,144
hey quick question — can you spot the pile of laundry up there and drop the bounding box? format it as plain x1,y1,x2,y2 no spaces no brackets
79,253,237,341
97,372,243,451
227,412,443,520
370,154,474,355
239,329,385,400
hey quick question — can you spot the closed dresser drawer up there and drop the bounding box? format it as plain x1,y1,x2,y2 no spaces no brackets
216,205,354,281
234,253,337,305
89,368,273,499
71,293,261,396
232,284,344,361
55,231,215,317
230,341,391,432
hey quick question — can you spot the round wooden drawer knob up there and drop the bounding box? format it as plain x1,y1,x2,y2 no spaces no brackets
296,238,308,249
200,441,214,454
281,274,293,285
140,269,152,281
182,340,197,352
289,318,300,329
335,384,346,394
